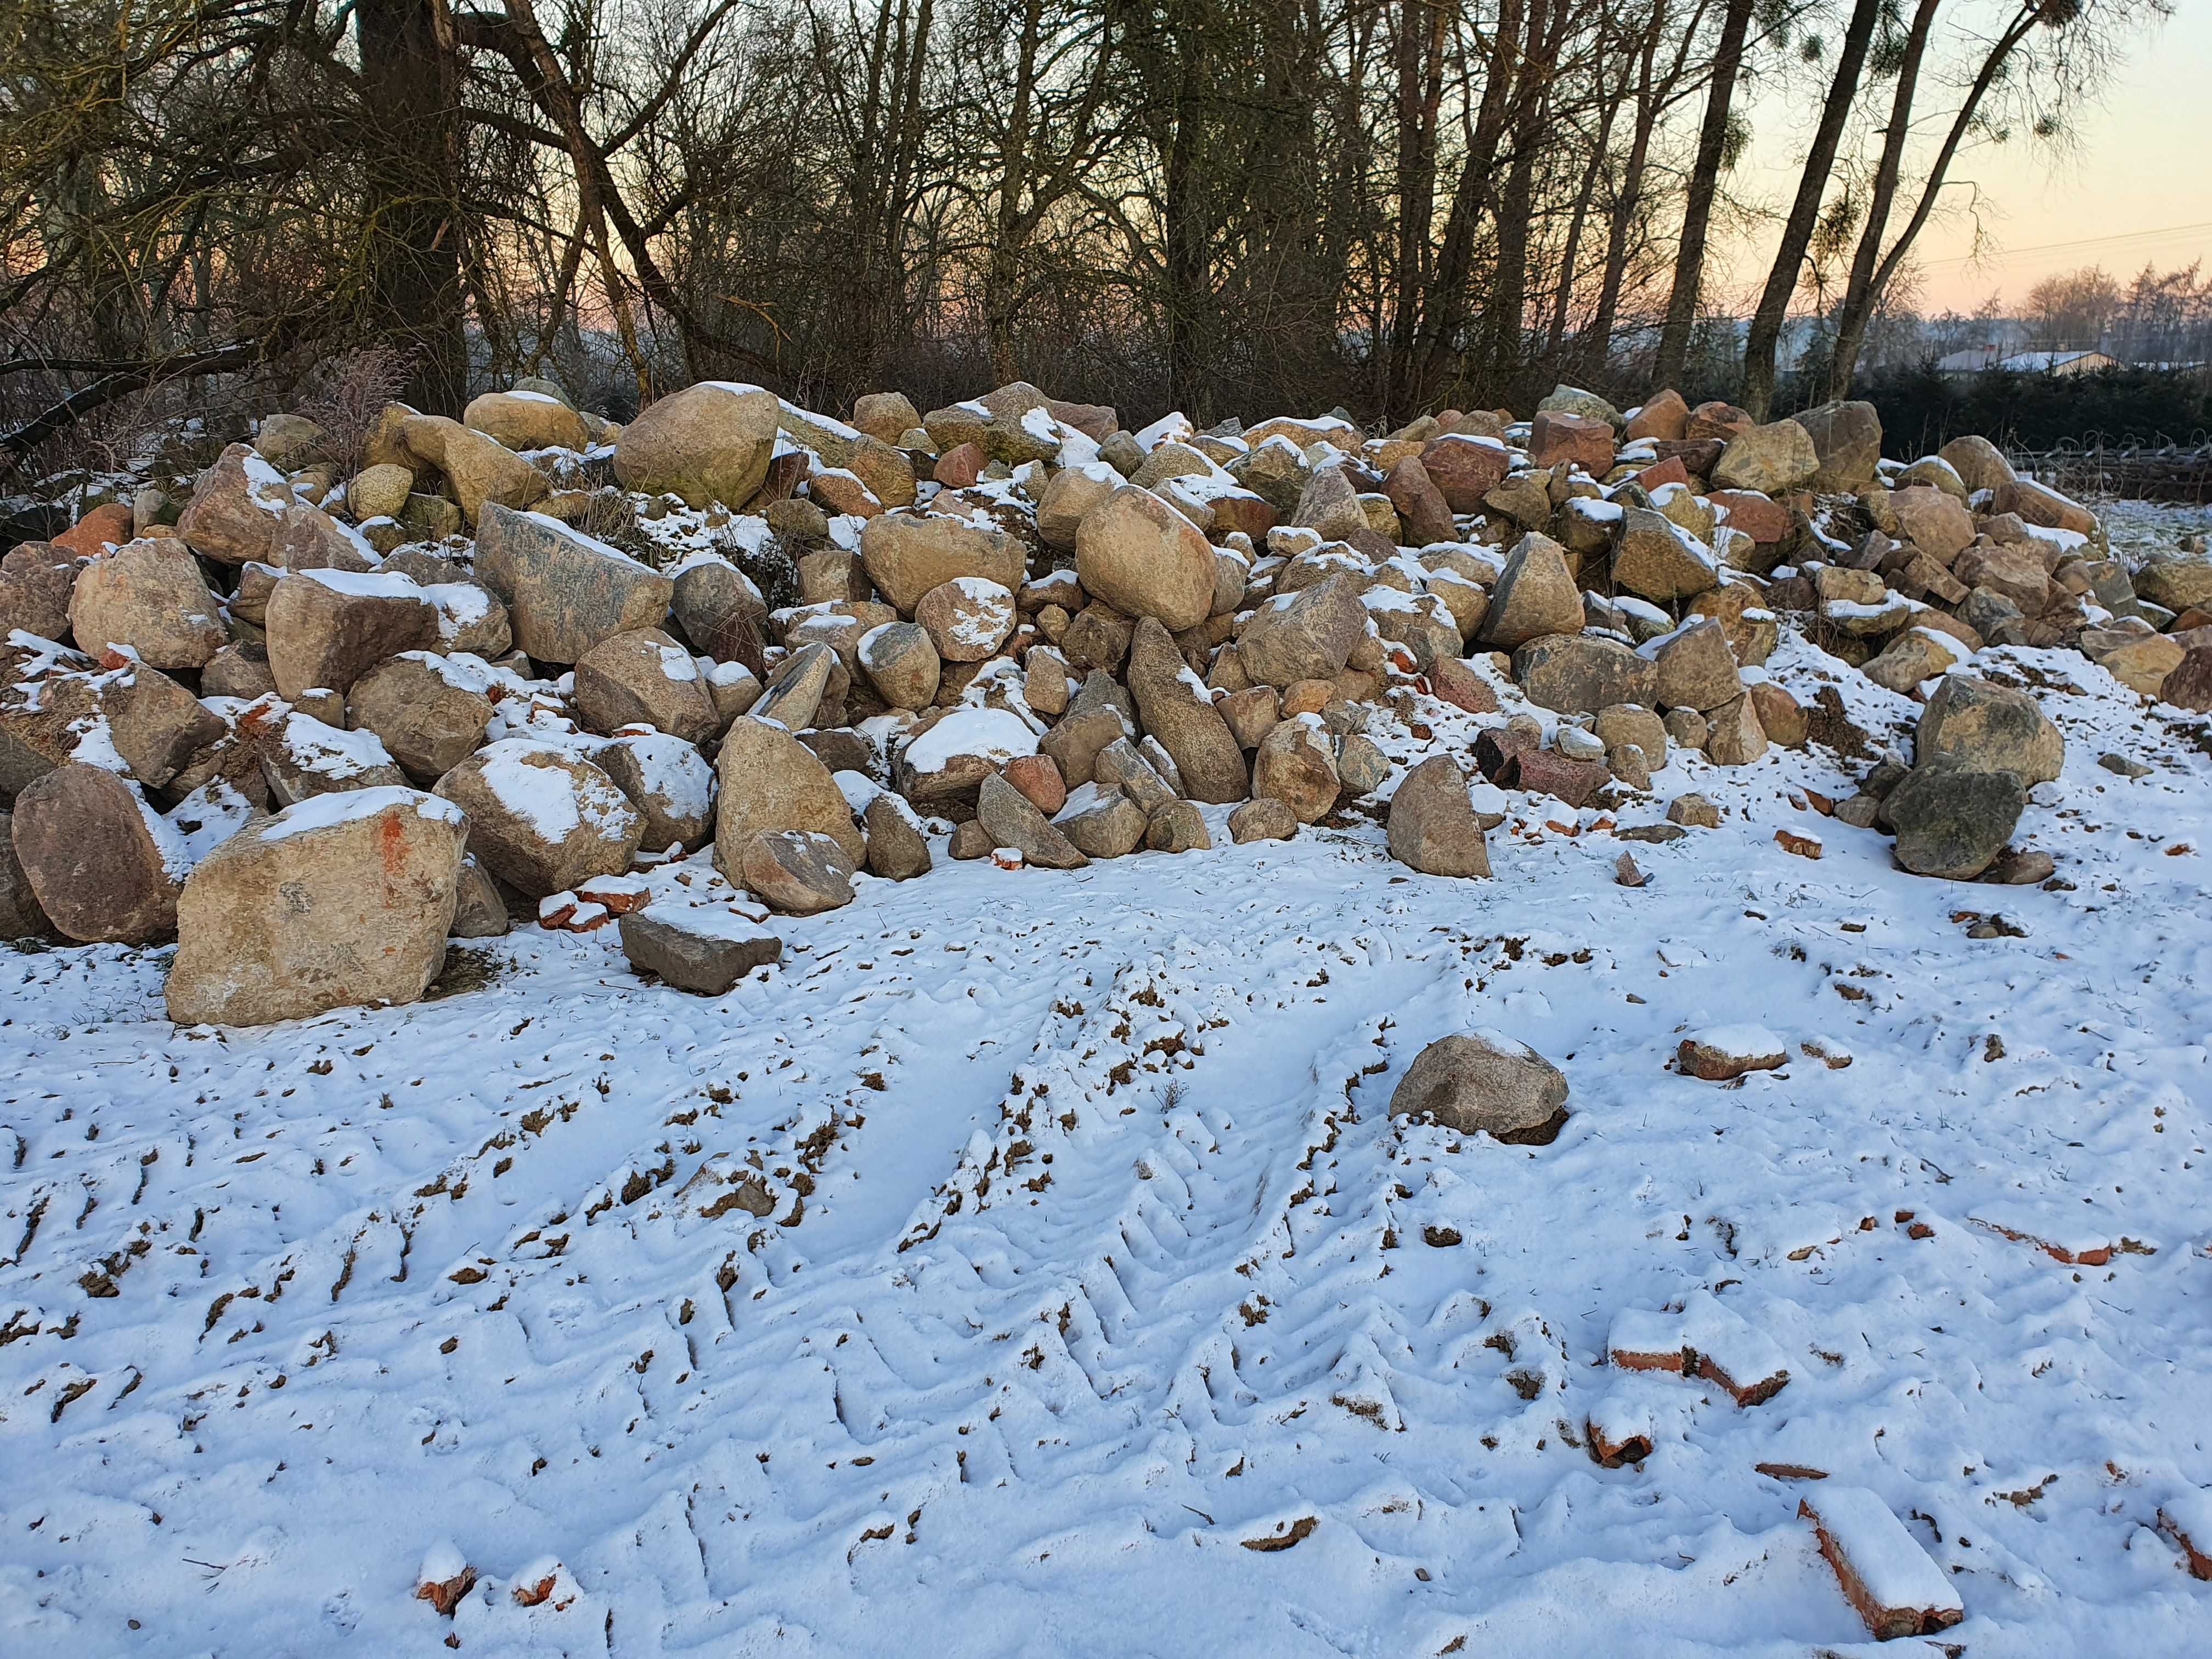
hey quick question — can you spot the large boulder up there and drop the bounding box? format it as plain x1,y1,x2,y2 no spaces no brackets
1235,572,1364,687
398,414,551,522
1074,485,1217,631
0,543,79,643
1251,716,1340,823
68,539,228,668
859,510,1028,615
1937,433,2016,494
573,628,719,742
75,660,224,791
1626,389,1689,442
915,577,1016,662
861,792,932,878
1124,618,1248,803
713,716,868,876
1887,766,2026,880
9,762,181,943
1389,1032,1568,1141
1711,420,1819,494
1645,618,1741,713
851,391,922,443
465,390,592,453
1891,485,1976,565
1381,457,1457,546
1527,410,1614,473
619,906,781,995
271,502,378,573
1479,533,1583,649
473,503,674,664
175,442,292,565
0,810,52,938
1514,634,1658,715
751,641,837,729
1037,463,1118,550
1419,433,1513,512
975,772,1088,869
433,741,645,898
346,653,495,783
857,620,941,709
2134,557,2212,615
1613,508,1720,602
265,568,439,699
1791,401,1882,492
1055,786,1150,857
165,788,467,1026
1386,754,1490,877
1993,476,2097,537
1916,675,2063,785
736,829,855,914
612,382,782,509
597,729,715,851
671,557,768,673
257,706,410,806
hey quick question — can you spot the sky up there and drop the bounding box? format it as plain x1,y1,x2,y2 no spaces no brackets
1726,2,2212,317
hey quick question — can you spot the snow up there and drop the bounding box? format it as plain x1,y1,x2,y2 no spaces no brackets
469,739,605,841
518,510,657,573
1133,411,1193,452
777,398,862,443
901,706,1038,772
1800,1485,1963,1617
278,712,396,777
424,582,491,642
167,778,258,864
258,785,460,842
394,647,495,696
10,619,2212,1652
298,566,426,601
240,449,293,512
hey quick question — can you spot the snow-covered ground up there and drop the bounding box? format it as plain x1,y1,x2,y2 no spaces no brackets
2098,498,2212,569
4,636,2211,1656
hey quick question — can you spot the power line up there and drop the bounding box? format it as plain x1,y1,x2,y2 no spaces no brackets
1919,220,2212,270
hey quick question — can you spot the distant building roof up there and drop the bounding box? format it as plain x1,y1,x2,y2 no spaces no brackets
1995,350,2118,375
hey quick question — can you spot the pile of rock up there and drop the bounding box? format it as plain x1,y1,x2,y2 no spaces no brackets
1,370,2137,1025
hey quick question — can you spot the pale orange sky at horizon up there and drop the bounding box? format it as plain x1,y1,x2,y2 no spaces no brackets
1720,3,2212,318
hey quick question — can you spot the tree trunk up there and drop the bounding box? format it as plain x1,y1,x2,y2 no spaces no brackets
1739,0,1882,419
1830,0,2042,391
1825,0,1941,394
1652,0,1751,392
356,0,467,411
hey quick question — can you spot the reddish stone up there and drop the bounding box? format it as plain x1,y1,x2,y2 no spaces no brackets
1426,656,1498,714
1474,723,1541,782
1207,492,1277,543
1587,1414,1654,1469
933,443,985,487
1709,489,1790,545
1686,400,1752,442
2159,645,2212,712
1626,388,1688,442
1632,456,1691,492
1001,753,1066,815
1505,748,1609,808
53,502,134,558
751,448,809,505
1527,411,1614,475
1418,432,1511,512
1651,437,1726,477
